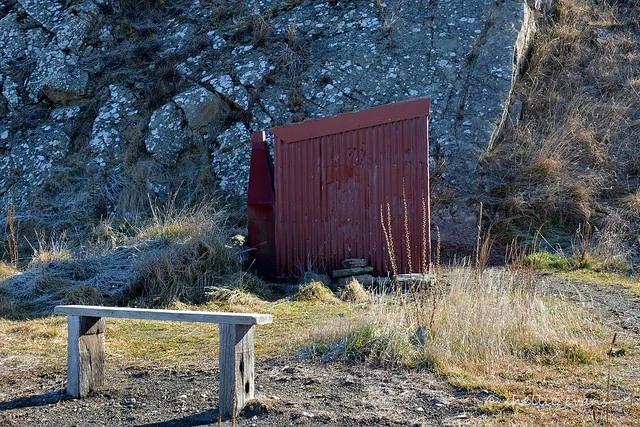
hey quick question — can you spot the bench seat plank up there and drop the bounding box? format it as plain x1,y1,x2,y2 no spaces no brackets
54,305,272,325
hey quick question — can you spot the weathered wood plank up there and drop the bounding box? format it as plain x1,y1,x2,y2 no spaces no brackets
54,306,272,325
218,324,255,419
332,266,374,278
67,315,105,398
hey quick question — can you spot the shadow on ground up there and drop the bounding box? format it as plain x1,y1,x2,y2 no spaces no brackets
0,389,66,411
139,409,219,427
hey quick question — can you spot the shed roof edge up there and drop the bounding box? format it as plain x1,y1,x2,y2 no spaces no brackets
270,97,430,143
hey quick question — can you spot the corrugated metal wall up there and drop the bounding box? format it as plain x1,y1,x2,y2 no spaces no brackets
270,98,431,276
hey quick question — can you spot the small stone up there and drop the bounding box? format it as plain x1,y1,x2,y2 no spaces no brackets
341,258,368,268
332,266,373,278
395,273,435,284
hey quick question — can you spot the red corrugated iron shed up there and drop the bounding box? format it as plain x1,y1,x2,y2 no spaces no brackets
265,97,432,276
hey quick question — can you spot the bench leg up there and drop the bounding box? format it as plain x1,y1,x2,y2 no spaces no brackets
67,315,105,398
218,324,255,418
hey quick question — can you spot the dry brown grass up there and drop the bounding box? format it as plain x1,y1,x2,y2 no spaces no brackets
486,0,640,261
314,267,605,369
294,281,339,304
1,265,638,425
27,232,73,268
130,213,243,306
303,264,639,425
0,262,19,281
338,279,371,303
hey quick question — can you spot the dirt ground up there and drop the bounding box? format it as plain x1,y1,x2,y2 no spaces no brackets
1,274,639,427
0,358,484,427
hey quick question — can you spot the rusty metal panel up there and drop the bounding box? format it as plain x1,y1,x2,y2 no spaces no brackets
247,132,276,276
270,98,431,277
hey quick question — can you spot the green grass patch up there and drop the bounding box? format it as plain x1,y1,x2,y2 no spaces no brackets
521,250,640,297
522,251,573,271
517,340,596,365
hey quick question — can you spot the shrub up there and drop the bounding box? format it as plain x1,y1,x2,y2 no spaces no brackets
338,279,371,303
294,281,338,304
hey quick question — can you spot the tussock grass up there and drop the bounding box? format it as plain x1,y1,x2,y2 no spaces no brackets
430,269,602,367
486,0,640,261
294,281,339,304
0,262,19,281
135,202,225,245
27,232,73,267
132,232,238,305
307,267,605,372
338,279,371,303
81,200,253,307
64,285,108,305
0,199,251,314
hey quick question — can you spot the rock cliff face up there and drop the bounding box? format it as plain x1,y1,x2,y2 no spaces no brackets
0,0,549,248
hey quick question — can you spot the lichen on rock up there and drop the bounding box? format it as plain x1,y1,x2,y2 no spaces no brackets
212,122,252,196
145,101,192,168
0,0,549,253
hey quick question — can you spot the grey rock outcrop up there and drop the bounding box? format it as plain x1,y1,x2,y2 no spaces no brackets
146,102,192,168
202,74,251,111
0,0,549,252
213,122,252,196
89,84,142,168
6,124,71,207
173,86,228,131
0,13,26,65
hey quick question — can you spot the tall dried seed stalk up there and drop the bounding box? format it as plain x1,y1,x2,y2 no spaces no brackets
402,183,413,274
421,194,428,274
380,203,398,278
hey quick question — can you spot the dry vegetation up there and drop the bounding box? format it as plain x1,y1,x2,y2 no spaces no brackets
299,268,639,425
486,0,640,268
1,193,638,424
0,200,261,316
1,0,640,425
306,266,603,370
2,263,639,425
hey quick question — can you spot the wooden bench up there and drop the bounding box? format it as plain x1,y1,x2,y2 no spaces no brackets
53,305,273,418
